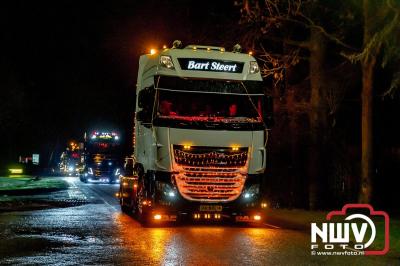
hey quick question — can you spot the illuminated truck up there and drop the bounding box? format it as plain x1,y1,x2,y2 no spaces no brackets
80,131,123,183
119,41,273,224
59,150,81,176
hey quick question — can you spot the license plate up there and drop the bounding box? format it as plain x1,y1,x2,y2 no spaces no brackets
199,205,223,212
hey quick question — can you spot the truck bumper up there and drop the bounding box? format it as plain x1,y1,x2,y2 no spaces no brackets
150,173,267,223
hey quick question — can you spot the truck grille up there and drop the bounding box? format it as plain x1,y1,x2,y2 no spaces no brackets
173,145,248,202
94,169,113,177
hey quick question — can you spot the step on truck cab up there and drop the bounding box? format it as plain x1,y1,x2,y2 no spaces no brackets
119,41,273,224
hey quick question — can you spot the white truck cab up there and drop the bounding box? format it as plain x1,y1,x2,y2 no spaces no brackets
119,41,273,224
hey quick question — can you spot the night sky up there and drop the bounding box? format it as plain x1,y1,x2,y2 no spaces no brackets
1,0,238,167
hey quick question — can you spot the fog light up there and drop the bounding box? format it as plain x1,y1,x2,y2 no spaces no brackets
154,214,162,220
143,200,151,206
254,215,261,221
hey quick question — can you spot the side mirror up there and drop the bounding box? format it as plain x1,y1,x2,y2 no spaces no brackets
136,110,144,122
138,86,155,109
138,90,146,109
137,86,155,127
136,110,152,127
133,163,144,178
124,158,134,176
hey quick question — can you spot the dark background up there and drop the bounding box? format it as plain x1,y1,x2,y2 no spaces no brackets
0,0,238,166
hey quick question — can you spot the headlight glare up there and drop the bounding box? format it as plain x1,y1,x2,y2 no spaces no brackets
249,61,260,74
160,55,175,69
156,181,177,197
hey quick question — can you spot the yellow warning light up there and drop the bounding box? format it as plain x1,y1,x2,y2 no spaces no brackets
183,145,191,150
143,200,151,206
150,49,157,55
163,45,167,49
248,51,253,56
254,215,261,221
9,168,23,174
261,202,268,208
231,146,239,151
154,214,162,220
207,47,211,51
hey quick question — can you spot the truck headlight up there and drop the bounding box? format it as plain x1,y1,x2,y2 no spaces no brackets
156,181,176,197
243,184,260,199
88,167,93,175
249,61,259,74
160,55,175,69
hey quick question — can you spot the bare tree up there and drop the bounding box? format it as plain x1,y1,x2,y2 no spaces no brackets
345,0,400,203
238,0,358,208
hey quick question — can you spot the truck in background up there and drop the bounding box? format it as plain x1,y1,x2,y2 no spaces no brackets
80,131,123,183
119,41,273,224
59,141,82,176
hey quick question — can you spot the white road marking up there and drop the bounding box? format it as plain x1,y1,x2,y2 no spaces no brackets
263,223,281,229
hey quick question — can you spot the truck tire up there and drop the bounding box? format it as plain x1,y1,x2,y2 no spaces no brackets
138,210,151,226
121,203,133,214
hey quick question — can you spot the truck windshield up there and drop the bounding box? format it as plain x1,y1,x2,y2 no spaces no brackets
155,77,264,124
87,141,121,154
156,90,263,123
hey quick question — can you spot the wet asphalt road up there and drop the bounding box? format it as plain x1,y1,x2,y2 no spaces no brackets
0,177,396,265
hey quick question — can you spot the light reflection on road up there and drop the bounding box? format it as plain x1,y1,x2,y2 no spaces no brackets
1,178,392,265
114,212,282,265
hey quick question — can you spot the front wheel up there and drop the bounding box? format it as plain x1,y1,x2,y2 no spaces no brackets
120,202,133,214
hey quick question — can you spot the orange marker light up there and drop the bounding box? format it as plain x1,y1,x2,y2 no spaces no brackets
254,215,261,221
150,49,157,55
154,214,162,220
